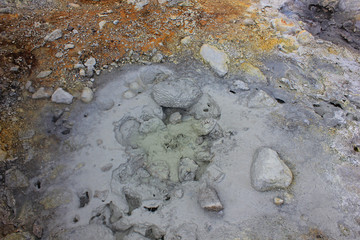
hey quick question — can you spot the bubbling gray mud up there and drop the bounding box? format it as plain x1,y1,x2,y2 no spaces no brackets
43,62,358,239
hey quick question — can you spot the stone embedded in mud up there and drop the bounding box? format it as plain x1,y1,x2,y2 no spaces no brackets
146,161,170,180
231,80,250,92
124,232,150,240
139,66,172,85
192,118,217,136
169,112,182,124
178,157,199,182
44,29,62,41
151,78,202,108
5,168,29,188
32,87,53,99
97,97,115,111
198,185,223,212
114,117,141,148
247,90,277,108
80,87,94,103
36,70,52,78
240,63,267,83
123,90,137,99
189,93,221,120
200,44,229,77
166,223,198,240
271,18,300,34
250,147,293,192
297,30,315,45
139,117,166,134
51,88,73,104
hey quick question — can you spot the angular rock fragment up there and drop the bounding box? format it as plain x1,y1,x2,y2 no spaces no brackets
51,88,73,104
32,87,53,99
189,93,221,119
36,70,52,78
152,78,202,108
250,147,293,191
80,87,94,103
200,44,229,77
178,157,198,182
44,29,62,41
198,185,223,211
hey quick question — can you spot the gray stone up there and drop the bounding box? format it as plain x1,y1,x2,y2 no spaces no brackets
123,90,137,99
114,117,141,147
32,87,53,99
139,118,166,134
5,168,29,188
74,63,85,69
25,81,32,90
85,57,96,69
169,112,182,124
97,97,115,111
44,29,62,41
80,87,94,103
10,66,20,72
231,80,250,91
198,185,223,211
4,232,35,240
64,44,75,50
189,93,221,119
51,88,73,104
247,90,277,108
152,78,202,108
200,44,229,77
250,147,293,192
139,66,172,85
55,52,64,58
178,158,198,182
36,70,52,78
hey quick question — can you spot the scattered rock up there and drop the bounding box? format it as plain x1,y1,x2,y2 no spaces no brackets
0,149,7,161
85,57,96,69
200,44,229,77
99,20,107,30
247,90,277,108
274,197,284,206
127,0,149,10
123,90,137,99
139,66,172,85
152,78,202,108
198,185,223,211
97,97,115,111
189,93,221,119
169,112,182,124
80,87,94,103
124,232,150,240
178,157,198,182
5,168,29,188
243,18,256,26
64,43,75,50
101,163,113,172
240,63,266,83
0,7,12,14
25,81,32,90
32,87,53,99
113,20,119,25
44,29,63,41
250,147,293,192
297,30,314,45
231,80,250,92
55,52,64,58
51,88,73,104
10,66,19,72
74,63,85,69
36,70,52,78
152,52,163,62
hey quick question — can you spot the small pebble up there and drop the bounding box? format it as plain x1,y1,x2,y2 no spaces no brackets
113,20,119,25
274,197,284,206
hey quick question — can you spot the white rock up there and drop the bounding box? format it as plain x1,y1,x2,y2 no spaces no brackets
69,3,80,8
200,44,229,77
85,57,96,69
32,87,53,99
64,44,75,50
99,20,107,30
79,69,86,76
169,112,182,124
250,147,293,192
55,52,64,58
247,90,277,108
113,20,119,25
74,63,85,69
189,93,221,119
80,87,94,103
232,80,250,91
36,70,52,78
152,78,202,108
51,88,73,104
44,29,63,42
123,90,137,99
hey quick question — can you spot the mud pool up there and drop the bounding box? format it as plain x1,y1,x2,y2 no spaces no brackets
32,61,359,239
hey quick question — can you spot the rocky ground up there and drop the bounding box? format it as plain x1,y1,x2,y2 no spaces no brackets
1,0,360,239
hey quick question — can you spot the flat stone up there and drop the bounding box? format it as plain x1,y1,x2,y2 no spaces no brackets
64,43,75,50
74,63,85,69
152,78,202,108
44,29,62,41
240,63,266,83
247,90,277,108
80,87,94,103
189,93,221,120
36,70,52,78
5,168,29,188
32,87,53,99
250,147,293,192
200,44,229,77
198,185,223,211
51,88,73,104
